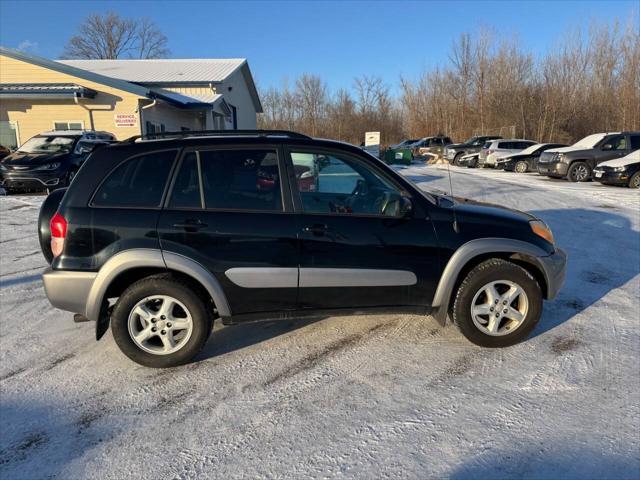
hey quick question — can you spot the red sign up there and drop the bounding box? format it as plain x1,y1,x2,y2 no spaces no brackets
114,114,137,127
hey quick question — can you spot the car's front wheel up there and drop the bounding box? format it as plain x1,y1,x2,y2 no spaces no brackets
453,152,464,166
515,161,528,173
628,172,640,189
452,259,542,348
111,275,213,367
567,161,591,182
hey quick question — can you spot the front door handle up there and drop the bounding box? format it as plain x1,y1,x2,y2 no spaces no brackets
302,224,329,236
173,219,208,231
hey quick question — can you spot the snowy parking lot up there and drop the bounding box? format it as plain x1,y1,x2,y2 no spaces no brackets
1,165,639,479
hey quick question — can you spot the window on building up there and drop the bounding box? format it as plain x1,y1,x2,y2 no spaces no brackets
0,121,19,149
145,122,166,135
53,121,84,131
230,105,238,129
92,150,177,207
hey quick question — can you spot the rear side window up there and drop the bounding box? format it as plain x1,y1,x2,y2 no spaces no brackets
168,149,282,211
92,150,176,207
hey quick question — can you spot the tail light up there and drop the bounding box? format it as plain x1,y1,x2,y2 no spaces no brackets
50,212,67,258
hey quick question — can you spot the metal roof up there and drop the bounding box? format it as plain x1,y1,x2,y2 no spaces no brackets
58,59,246,83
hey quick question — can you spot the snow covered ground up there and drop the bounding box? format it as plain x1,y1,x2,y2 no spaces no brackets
1,165,639,479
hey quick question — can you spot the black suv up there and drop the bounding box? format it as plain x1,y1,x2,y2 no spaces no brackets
445,135,502,166
537,132,640,182
39,130,567,368
0,130,115,193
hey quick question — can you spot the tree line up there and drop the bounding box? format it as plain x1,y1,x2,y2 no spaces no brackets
258,20,639,146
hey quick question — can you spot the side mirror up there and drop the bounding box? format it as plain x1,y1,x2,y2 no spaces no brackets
77,144,98,155
602,143,613,151
399,196,413,217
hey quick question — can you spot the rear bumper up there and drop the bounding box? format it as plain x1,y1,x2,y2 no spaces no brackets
537,162,568,177
42,267,97,315
539,248,567,299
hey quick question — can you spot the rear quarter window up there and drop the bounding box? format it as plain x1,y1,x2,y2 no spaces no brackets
91,150,177,207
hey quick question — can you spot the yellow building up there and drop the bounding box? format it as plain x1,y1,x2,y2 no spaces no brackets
0,47,262,148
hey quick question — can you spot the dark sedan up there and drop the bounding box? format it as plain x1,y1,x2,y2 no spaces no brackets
497,143,566,173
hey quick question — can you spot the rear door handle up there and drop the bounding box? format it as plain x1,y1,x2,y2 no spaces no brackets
173,219,208,231
302,224,329,236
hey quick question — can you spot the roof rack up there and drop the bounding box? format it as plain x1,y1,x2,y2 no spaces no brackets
123,129,311,143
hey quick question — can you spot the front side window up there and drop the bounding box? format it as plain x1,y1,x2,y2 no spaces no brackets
168,149,282,211
290,151,404,216
92,150,176,207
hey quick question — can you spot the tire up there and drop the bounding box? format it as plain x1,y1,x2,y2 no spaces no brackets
452,258,542,348
453,152,463,166
629,172,640,189
514,161,528,173
567,161,591,182
111,275,213,367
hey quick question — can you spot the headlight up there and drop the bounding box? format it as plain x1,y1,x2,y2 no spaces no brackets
34,162,61,171
530,220,554,244
556,153,565,161
0,163,7,171
611,166,625,172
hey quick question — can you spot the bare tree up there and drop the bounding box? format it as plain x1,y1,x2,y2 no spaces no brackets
63,12,169,59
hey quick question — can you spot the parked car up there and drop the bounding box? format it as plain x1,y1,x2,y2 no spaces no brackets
537,131,640,182
0,130,116,193
390,139,419,150
39,129,566,367
445,135,502,166
459,152,480,168
0,144,11,160
592,150,640,188
496,143,567,173
478,139,537,168
411,136,453,158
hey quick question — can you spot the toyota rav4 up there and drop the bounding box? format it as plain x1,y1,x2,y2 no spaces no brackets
39,130,567,367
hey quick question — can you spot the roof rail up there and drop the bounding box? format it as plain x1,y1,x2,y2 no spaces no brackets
123,129,311,143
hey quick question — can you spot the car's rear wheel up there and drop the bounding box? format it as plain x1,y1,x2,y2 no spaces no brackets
567,161,591,182
452,259,542,348
111,275,213,367
628,172,640,189
515,161,528,173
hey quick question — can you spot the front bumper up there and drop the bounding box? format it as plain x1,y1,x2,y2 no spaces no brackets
593,170,631,186
537,162,568,177
0,170,66,190
538,248,567,299
42,268,97,316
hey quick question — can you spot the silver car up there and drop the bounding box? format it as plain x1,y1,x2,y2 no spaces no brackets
478,139,537,168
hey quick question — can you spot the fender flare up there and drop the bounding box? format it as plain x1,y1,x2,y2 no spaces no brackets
431,238,549,325
86,248,231,322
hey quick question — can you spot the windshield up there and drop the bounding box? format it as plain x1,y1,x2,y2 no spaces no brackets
18,136,76,154
518,143,542,155
573,133,609,149
464,136,478,144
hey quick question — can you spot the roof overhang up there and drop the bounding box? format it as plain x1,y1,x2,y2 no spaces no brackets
0,83,97,99
0,46,151,98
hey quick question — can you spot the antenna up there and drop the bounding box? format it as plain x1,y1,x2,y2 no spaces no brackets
444,145,460,233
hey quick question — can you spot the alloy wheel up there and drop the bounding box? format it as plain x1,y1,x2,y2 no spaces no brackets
573,165,589,181
127,295,194,355
470,280,529,336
